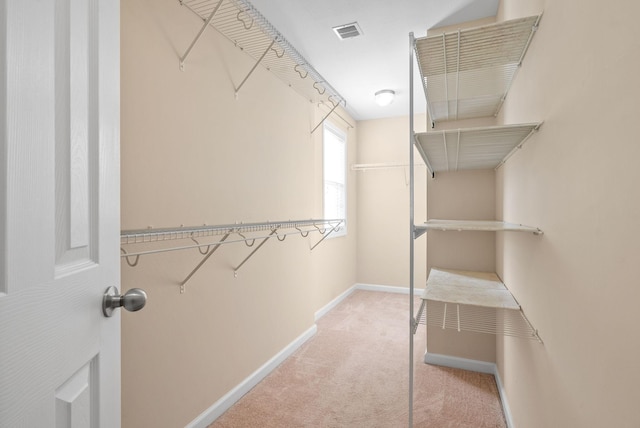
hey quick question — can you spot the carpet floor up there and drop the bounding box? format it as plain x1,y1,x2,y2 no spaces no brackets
209,290,507,427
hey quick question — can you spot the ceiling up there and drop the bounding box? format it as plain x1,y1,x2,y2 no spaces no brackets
248,0,499,121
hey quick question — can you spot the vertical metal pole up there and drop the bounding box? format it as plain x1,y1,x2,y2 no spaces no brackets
409,32,415,428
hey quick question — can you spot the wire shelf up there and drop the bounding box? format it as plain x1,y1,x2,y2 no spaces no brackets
121,218,343,248
414,123,541,173
121,218,344,291
422,301,540,341
180,0,345,108
417,268,541,341
419,219,543,235
414,15,541,123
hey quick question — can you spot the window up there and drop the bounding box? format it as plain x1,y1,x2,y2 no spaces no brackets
323,122,347,237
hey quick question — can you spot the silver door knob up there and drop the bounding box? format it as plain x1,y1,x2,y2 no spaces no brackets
102,286,147,317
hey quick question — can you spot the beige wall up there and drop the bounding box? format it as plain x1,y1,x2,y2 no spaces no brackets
120,1,356,427
356,116,427,288
495,0,640,426
426,169,497,362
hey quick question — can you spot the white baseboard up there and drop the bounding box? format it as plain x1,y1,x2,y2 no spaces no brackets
355,283,425,296
424,352,514,428
314,285,357,321
493,366,514,428
185,325,317,428
424,352,496,374
314,283,425,322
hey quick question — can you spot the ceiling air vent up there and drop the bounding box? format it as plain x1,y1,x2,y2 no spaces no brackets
332,22,363,40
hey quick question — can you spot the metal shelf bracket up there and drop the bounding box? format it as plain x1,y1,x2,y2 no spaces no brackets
309,220,343,250
180,233,230,293
179,0,224,71
233,228,277,277
235,39,276,95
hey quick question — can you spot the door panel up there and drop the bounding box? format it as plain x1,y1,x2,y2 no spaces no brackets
55,358,98,428
55,0,99,274
0,0,120,426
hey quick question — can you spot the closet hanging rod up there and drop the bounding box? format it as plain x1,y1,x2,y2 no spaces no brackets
351,163,425,171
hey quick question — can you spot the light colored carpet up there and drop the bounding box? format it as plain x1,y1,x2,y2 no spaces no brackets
209,290,507,427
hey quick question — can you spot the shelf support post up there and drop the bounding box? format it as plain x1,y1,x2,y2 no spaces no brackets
235,39,276,95
408,31,416,428
179,0,224,71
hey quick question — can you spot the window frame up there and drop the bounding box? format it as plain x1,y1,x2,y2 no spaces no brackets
322,121,347,238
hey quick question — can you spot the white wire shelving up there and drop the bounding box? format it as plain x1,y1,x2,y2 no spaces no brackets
178,0,346,133
408,13,543,424
415,14,542,126
415,219,543,238
414,123,542,176
415,268,541,342
121,218,343,292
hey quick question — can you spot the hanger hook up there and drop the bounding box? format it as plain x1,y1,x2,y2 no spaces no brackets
190,234,211,255
295,225,310,238
294,64,308,79
237,231,256,247
313,223,326,234
313,81,326,95
121,248,140,267
270,44,285,58
236,9,254,30
276,231,286,242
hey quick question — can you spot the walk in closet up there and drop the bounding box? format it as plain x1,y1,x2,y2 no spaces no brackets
407,14,544,423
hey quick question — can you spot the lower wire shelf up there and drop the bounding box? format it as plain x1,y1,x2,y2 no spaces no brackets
416,268,541,342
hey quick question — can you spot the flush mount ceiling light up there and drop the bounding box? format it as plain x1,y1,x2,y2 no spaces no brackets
375,89,395,106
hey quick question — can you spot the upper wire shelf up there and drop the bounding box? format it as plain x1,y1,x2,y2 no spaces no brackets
179,0,346,120
414,14,541,125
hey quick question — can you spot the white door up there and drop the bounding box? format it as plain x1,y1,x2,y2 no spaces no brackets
0,0,122,426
